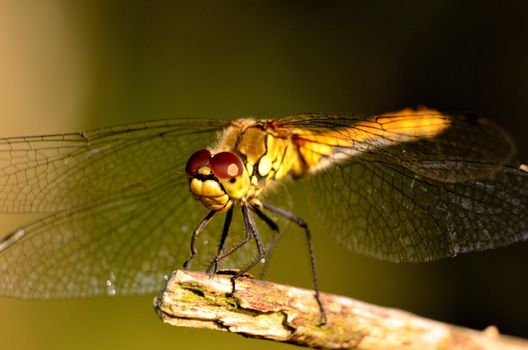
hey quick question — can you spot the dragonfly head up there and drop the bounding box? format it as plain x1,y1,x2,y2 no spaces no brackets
185,149,250,211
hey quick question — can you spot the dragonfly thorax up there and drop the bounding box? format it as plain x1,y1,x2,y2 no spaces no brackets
186,149,250,211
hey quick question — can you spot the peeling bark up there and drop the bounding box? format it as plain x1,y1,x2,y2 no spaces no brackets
154,270,528,349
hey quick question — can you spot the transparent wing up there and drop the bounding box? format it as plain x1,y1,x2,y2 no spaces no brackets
0,176,190,298
0,119,229,213
279,113,528,262
0,119,240,299
279,112,515,183
307,158,527,262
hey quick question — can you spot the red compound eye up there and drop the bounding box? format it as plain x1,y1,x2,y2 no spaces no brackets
185,149,211,176
210,152,244,179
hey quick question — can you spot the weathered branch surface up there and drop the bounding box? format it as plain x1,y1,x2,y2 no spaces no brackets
154,270,528,349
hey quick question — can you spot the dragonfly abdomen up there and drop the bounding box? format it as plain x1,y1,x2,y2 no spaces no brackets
290,108,451,174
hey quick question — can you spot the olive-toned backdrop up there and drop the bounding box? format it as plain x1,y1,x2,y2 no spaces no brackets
0,1,527,349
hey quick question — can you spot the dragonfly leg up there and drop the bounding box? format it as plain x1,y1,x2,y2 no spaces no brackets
207,203,255,269
260,201,327,325
206,207,234,276
226,203,267,294
250,204,280,279
232,203,267,278
183,210,216,269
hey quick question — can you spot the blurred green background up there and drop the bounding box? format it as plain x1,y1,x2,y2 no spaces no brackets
0,1,527,349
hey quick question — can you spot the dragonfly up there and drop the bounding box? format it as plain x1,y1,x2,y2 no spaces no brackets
0,107,526,324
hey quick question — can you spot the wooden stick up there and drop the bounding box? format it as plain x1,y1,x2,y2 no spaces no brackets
153,270,528,349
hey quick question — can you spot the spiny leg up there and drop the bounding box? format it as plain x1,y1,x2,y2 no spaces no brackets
251,204,279,232
207,203,255,268
183,210,216,269
232,203,267,279
260,201,327,325
251,204,280,279
206,206,234,276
